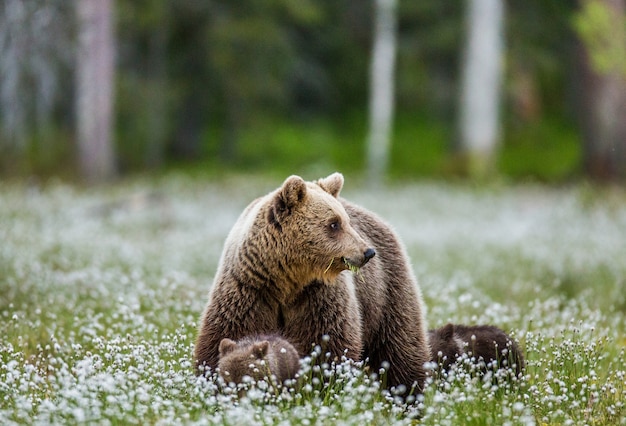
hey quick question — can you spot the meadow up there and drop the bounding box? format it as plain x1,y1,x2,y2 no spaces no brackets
1,173,625,425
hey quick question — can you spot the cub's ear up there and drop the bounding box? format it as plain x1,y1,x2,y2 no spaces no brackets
269,175,307,226
439,323,455,342
219,338,237,356
316,172,344,198
252,341,270,358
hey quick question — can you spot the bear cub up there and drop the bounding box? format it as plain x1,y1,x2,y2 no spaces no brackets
429,323,524,377
218,334,300,386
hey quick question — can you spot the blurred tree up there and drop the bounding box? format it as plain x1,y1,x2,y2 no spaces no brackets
76,0,116,182
366,0,398,183
574,0,626,181
155,0,326,164
506,0,578,116
396,2,463,115
205,0,326,162
166,0,211,161
208,2,293,161
457,0,505,178
116,0,171,170
0,0,73,174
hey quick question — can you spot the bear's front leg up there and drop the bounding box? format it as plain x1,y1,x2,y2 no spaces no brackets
283,279,363,361
366,296,430,397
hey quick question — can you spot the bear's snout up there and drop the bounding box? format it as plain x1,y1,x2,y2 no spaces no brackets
342,248,375,270
362,248,376,265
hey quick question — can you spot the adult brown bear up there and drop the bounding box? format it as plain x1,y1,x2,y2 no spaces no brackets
194,173,429,394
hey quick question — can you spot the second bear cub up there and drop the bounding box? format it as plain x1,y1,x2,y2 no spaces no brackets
429,323,524,377
218,334,300,386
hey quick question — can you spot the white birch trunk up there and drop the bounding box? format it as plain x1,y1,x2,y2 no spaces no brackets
76,0,115,182
366,0,398,183
459,0,505,176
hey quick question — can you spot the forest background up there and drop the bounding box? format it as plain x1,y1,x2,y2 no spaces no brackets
1,0,625,184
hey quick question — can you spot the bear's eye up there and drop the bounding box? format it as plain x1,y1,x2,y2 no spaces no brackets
329,221,341,232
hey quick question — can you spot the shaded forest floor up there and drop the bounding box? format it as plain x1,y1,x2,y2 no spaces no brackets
1,173,625,424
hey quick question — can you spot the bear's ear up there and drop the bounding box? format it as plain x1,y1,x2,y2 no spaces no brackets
440,323,455,342
271,175,307,222
252,341,270,358
219,338,237,356
316,172,344,198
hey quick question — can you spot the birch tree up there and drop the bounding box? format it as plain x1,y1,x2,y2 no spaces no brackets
458,0,505,177
0,0,71,166
366,0,398,184
76,0,116,182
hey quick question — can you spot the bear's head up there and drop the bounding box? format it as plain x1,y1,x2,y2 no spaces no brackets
265,172,376,285
217,337,272,385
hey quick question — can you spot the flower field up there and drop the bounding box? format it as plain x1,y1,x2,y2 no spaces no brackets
1,174,625,425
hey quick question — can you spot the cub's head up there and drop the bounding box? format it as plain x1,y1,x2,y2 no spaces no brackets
217,338,272,385
266,172,375,283
428,323,462,370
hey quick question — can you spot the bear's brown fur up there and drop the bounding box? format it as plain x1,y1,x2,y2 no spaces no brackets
194,173,430,394
218,334,300,385
428,323,525,376
428,323,461,371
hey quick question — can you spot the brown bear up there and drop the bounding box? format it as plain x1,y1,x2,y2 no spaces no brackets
194,172,430,395
428,323,525,377
218,334,300,386
428,323,463,372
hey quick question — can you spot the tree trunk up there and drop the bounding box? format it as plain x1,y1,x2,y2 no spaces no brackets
366,0,398,184
76,0,116,182
145,1,169,169
577,0,626,182
458,0,505,178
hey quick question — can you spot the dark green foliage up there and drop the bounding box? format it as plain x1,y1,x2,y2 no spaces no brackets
500,117,582,181
111,0,595,182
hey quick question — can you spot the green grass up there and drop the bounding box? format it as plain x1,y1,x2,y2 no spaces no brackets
500,117,582,181
390,113,451,179
1,174,625,424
